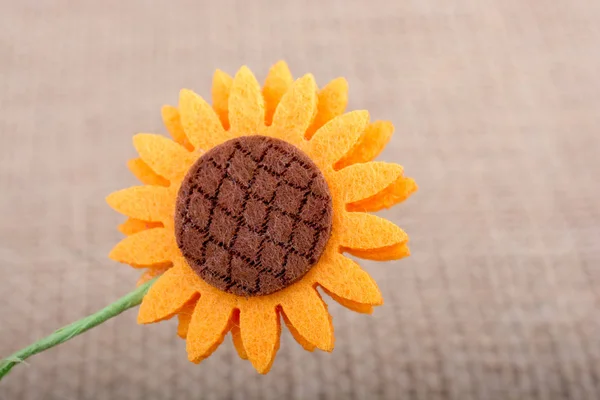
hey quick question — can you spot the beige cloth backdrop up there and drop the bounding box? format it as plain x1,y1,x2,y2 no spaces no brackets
1,1,599,399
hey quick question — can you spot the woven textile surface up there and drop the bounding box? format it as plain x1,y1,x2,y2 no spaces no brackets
1,1,599,399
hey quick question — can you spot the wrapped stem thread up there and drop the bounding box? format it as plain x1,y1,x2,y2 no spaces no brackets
0,278,157,381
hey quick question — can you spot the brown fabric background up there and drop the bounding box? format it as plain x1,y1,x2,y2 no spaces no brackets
1,1,599,399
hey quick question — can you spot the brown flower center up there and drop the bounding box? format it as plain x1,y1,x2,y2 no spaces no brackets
175,136,333,297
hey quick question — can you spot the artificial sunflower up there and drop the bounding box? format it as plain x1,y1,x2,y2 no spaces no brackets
107,61,417,374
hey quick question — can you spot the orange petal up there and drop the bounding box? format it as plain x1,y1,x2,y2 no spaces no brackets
321,288,374,314
179,89,231,151
106,186,173,224
133,134,197,182
268,74,317,144
230,311,248,360
136,264,171,287
338,212,408,254
281,309,316,351
118,218,163,236
335,162,404,205
212,69,233,130
347,176,418,212
336,120,394,169
186,294,236,363
228,66,265,136
309,110,369,168
281,288,333,351
239,301,281,374
161,105,193,150
315,252,382,306
109,228,178,266
345,242,411,261
306,77,348,139
127,158,169,187
137,264,199,324
263,60,293,126
177,300,197,339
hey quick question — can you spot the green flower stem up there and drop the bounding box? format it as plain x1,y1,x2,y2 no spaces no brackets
0,278,157,381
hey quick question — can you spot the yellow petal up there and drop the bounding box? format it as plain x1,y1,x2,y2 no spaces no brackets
230,311,248,359
315,251,382,305
335,162,404,205
109,228,178,266
239,301,280,374
338,212,408,253
228,66,265,136
133,134,197,182
118,218,163,236
161,105,193,150
306,77,348,139
136,264,171,287
309,110,369,168
137,264,199,323
281,288,333,351
127,158,169,187
347,176,418,212
212,69,233,130
263,60,293,126
268,74,317,144
345,242,411,261
176,301,196,338
187,294,236,363
106,186,173,224
336,120,394,169
179,89,231,151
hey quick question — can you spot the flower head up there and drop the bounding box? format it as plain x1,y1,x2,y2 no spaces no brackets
107,62,417,373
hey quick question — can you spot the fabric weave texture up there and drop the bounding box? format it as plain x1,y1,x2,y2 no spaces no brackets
1,0,599,399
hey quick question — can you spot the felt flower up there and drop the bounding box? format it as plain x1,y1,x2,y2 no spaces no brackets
107,61,417,374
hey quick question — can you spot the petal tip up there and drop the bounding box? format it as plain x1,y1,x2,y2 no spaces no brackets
108,244,121,262
253,358,276,375
186,350,202,364
329,76,349,91
381,120,394,132
273,59,290,68
354,109,370,123
137,306,156,325
266,60,293,81
236,65,253,77
300,72,317,84
179,88,195,97
404,245,411,257
132,132,153,148
161,104,176,115
213,68,231,78
408,178,418,194
179,89,200,107
322,335,335,353
298,74,318,96
105,192,117,208
373,295,384,307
